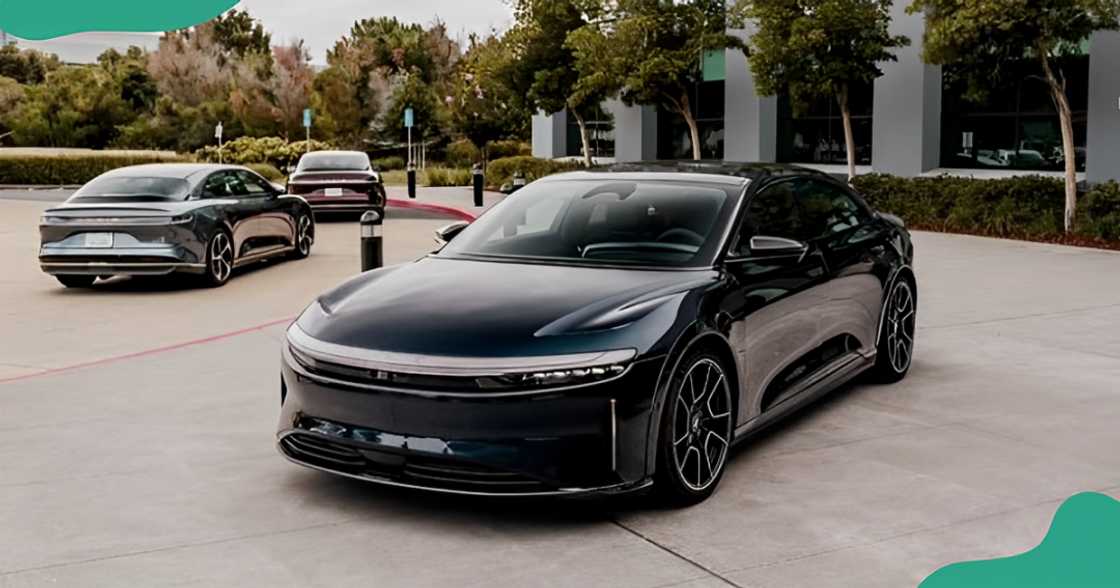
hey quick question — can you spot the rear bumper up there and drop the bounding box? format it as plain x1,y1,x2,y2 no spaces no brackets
39,245,205,276
277,344,664,496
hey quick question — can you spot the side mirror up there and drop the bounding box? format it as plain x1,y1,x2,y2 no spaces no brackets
434,221,470,247
270,182,287,195
748,235,809,259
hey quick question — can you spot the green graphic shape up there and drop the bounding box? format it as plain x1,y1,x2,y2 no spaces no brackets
0,0,237,40
921,492,1120,588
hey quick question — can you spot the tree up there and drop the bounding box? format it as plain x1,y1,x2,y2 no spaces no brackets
448,34,530,160
6,66,132,148
568,0,742,161
506,0,605,166
736,0,909,180
910,0,1120,233
270,41,315,141
211,9,273,65
0,45,60,85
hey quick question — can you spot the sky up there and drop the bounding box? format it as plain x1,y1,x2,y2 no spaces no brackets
234,0,515,63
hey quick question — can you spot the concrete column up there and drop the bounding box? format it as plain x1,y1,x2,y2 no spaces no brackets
872,6,941,176
605,100,658,162
531,111,567,159
1087,31,1120,183
723,32,777,162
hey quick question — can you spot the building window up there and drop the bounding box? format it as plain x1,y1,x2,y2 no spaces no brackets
565,105,615,159
777,82,874,166
940,52,1089,172
657,80,726,160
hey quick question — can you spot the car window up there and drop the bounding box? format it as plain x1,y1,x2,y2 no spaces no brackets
236,170,272,196
203,172,234,198
796,179,871,240
736,181,806,253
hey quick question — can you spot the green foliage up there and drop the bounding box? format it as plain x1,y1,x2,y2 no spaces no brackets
245,162,284,181
194,136,331,169
736,0,909,112
568,0,743,160
425,167,473,187
372,156,406,171
486,140,531,160
448,35,531,150
445,139,481,167
851,174,1120,242
0,151,189,185
4,66,134,149
211,9,273,62
485,156,581,187
0,45,60,85
378,71,443,143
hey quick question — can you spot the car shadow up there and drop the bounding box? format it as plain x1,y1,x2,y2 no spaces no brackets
47,259,289,295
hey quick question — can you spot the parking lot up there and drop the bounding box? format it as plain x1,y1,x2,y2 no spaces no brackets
1,190,1119,587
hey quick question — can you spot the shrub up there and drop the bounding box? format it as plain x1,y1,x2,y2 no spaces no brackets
245,163,284,181
195,137,332,170
486,140,531,160
851,173,1120,243
372,156,405,171
486,156,582,188
0,150,190,185
446,139,481,167
426,167,472,187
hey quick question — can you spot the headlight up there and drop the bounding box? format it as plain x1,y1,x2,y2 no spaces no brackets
487,364,629,389
40,215,65,225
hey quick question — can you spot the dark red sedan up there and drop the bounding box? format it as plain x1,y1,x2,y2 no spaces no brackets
286,151,386,217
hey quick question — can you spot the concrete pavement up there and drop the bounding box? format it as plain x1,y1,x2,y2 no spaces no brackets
0,193,1119,587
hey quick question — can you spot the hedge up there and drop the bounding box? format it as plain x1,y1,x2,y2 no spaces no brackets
445,139,481,168
851,174,1120,244
372,156,406,171
486,156,583,188
245,163,284,181
426,167,472,187
0,151,191,185
195,137,332,170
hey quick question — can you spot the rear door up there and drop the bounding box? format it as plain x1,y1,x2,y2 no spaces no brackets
234,170,294,249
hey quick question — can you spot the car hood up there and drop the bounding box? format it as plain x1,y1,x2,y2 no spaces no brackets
298,256,718,358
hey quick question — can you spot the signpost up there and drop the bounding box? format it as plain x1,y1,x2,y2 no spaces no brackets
214,122,224,164
303,108,313,153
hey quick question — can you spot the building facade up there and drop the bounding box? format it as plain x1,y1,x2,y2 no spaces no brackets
532,7,1120,183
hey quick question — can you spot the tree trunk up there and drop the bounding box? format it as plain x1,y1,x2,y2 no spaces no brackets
837,83,857,182
671,92,702,161
1040,47,1078,233
571,109,593,168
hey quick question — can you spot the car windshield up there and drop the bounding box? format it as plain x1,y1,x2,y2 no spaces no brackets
72,176,192,201
441,179,740,268
298,153,370,172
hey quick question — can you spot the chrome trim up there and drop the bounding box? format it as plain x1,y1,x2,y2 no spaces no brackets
40,261,205,269
287,323,636,378
610,398,618,472
276,434,651,497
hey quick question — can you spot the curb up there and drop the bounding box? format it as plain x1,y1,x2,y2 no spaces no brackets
387,198,478,222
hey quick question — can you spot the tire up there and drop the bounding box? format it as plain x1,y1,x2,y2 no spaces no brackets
56,275,96,288
654,348,736,506
869,277,917,383
202,230,234,288
290,213,313,260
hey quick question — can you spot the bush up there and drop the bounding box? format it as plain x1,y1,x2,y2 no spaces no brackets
372,156,405,171
245,163,284,181
0,150,190,185
486,156,582,188
445,139,481,168
426,167,472,187
851,173,1120,243
195,137,332,170
486,140,531,160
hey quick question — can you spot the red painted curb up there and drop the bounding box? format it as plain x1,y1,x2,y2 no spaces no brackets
0,316,295,386
387,198,478,222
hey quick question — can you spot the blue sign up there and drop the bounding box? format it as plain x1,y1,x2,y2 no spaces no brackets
404,107,414,129
302,108,312,128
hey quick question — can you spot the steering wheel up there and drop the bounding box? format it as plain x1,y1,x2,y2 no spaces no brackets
657,228,705,247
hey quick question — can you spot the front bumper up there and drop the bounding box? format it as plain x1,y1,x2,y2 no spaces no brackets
277,343,664,496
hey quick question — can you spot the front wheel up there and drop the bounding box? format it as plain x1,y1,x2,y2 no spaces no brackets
870,278,917,383
202,230,234,288
655,350,735,506
56,275,96,288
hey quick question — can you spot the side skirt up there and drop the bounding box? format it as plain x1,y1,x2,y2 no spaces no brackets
233,245,295,268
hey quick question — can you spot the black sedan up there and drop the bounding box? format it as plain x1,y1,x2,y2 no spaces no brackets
278,162,916,504
286,151,386,217
39,164,315,288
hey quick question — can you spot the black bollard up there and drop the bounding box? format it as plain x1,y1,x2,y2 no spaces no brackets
407,163,417,199
360,210,384,272
472,163,484,208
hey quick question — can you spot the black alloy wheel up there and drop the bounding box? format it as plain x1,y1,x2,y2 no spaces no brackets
291,214,313,259
656,349,735,506
203,230,234,287
872,278,916,383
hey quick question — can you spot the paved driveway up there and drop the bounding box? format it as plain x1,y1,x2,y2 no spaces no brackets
0,195,1118,587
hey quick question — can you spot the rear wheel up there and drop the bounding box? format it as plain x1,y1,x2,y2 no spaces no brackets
655,349,735,506
56,275,96,288
291,214,313,260
870,278,916,383
202,231,234,288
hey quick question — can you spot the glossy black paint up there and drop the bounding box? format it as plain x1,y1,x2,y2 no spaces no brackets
39,163,313,280
287,151,386,216
278,164,915,496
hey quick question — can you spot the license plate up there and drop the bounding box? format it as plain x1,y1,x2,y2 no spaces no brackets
324,188,343,197
83,233,114,248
